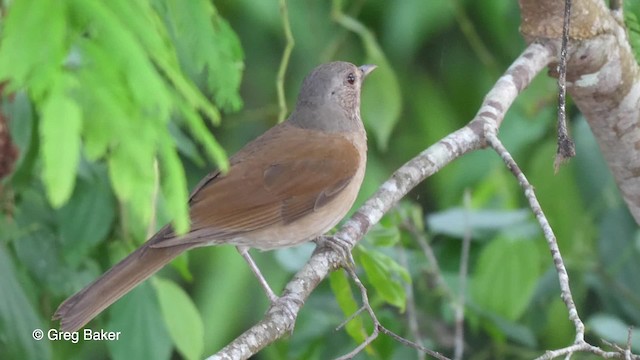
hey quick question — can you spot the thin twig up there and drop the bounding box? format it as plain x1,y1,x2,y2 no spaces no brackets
335,306,366,332
534,340,640,360
276,0,295,123
334,266,381,360
487,130,637,359
379,326,451,360
336,264,450,360
554,0,575,171
485,131,585,342
398,246,426,360
450,0,499,75
453,190,472,360
403,221,455,300
321,0,367,60
626,327,635,360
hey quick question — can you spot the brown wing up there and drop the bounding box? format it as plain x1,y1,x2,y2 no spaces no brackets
152,123,360,248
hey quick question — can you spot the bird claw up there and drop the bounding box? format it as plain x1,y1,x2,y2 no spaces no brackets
313,235,356,271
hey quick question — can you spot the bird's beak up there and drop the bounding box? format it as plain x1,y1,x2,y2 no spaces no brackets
359,64,377,79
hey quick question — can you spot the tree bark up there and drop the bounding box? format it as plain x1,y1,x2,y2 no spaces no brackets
520,0,640,224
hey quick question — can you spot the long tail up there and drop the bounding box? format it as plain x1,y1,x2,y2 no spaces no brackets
53,227,191,332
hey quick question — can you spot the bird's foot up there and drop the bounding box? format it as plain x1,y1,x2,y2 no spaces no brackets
313,235,356,271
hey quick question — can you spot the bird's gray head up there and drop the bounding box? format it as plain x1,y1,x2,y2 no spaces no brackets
289,61,376,132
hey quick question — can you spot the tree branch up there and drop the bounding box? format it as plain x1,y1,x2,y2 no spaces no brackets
207,41,554,359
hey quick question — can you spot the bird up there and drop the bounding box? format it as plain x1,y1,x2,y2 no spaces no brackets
53,61,376,332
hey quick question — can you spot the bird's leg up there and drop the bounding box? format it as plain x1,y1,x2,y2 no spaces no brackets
236,246,279,303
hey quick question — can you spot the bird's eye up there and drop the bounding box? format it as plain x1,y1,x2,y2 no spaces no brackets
347,73,356,85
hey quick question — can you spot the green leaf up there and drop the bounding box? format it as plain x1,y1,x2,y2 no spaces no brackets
361,56,401,151
72,0,172,120
107,138,156,225
365,222,401,247
427,208,534,240
329,270,368,345
5,92,37,188
528,140,593,256
540,298,574,349
39,75,83,207
178,99,229,172
107,282,172,360
477,310,537,347
595,207,640,321
56,169,116,266
158,132,189,235
332,4,401,150
471,236,541,320
396,201,425,232
356,246,408,311
587,314,640,352
624,3,640,62
167,122,204,166
0,0,67,93
0,245,51,360
170,252,193,282
153,277,204,360
12,189,77,297
192,246,255,354
77,40,132,161
204,15,245,111
158,0,244,112
381,1,455,61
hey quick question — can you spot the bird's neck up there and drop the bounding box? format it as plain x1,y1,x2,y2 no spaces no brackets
288,104,363,133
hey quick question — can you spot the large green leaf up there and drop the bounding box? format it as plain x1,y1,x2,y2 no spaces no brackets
153,277,204,360
39,75,83,207
56,168,116,266
12,189,76,297
596,207,640,322
356,246,409,312
107,138,156,225
471,236,541,321
107,282,172,360
4,92,36,187
360,55,401,151
624,1,640,62
329,270,368,345
157,0,244,112
332,0,401,150
528,140,593,257
588,314,640,352
0,246,51,360
427,208,534,240
0,0,66,93
381,0,455,63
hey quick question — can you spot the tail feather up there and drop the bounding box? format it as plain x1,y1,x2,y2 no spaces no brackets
53,229,191,332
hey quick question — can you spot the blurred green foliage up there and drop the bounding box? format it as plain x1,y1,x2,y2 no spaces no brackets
1,0,639,359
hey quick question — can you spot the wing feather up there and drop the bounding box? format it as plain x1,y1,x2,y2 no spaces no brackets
152,123,360,248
